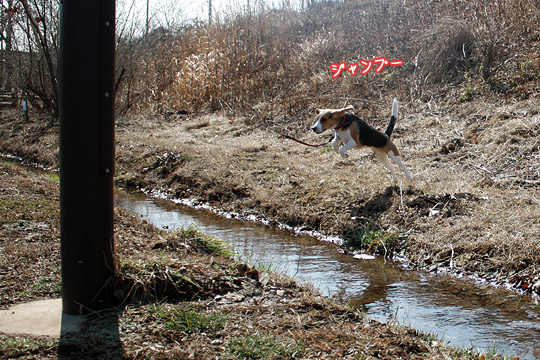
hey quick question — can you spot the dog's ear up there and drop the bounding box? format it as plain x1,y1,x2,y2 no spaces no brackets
334,105,353,116
340,105,354,112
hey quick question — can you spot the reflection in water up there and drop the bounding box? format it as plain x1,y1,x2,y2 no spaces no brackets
115,190,540,359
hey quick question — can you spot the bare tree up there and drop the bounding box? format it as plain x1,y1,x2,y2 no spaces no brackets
209,0,212,24
18,0,59,113
1,0,15,91
0,0,59,114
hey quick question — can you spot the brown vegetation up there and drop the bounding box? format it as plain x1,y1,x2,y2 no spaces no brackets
114,0,540,119
1,0,539,295
0,1,539,357
1,160,483,359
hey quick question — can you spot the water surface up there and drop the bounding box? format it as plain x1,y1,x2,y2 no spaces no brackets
115,190,540,359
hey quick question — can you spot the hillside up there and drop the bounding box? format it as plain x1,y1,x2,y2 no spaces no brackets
0,1,539,358
1,0,539,295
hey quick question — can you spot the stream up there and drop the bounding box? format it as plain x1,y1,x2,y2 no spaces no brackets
115,189,540,359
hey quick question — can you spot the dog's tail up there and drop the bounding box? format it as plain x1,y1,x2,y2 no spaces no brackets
385,98,398,137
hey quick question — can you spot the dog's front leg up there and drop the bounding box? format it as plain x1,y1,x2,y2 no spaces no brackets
338,139,356,159
332,133,340,154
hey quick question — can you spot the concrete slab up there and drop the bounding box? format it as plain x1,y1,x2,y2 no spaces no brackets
0,298,82,338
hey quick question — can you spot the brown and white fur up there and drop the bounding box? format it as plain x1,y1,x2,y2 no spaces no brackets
311,98,412,182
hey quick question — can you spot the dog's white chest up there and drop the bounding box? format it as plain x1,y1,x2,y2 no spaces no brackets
336,129,353,143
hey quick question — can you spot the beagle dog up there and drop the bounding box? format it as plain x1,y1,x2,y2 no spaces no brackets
311,98,412,182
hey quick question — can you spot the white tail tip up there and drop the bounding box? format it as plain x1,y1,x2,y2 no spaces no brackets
392,98,398,118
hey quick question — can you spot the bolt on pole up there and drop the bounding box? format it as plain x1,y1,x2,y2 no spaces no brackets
59,0,116,315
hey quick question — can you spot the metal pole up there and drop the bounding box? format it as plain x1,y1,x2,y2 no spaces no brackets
59,0,116,315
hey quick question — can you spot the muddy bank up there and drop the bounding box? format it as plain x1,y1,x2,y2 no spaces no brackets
0,95,539,298
0,158,486,359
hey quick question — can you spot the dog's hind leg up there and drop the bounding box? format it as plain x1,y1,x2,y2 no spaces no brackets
374,150,397,182
388,152,412,181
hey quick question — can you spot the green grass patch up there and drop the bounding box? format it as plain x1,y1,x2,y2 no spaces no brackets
42,171,60,183
117,257,202,302
0,158,58,183
227,334,304,360
180,225,234,256
344,225,398,255
150,303,227,334
0,198,58,223
0,335,56,358
0,158,22,169
178,154,194,162
319,144,334,154
239,253,277,274
31,275,62,294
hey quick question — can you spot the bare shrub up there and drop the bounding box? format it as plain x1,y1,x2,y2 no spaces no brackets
420,18,477,83
415,0,540,83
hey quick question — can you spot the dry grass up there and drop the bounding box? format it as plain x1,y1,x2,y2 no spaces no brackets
116,0,540,121
1,89,539,297
0,160,61,309
109,93,540,295
0,2,538,357
1,160,487,360
1,0,539,301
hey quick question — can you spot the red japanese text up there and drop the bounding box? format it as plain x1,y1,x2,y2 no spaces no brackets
330,57,403,78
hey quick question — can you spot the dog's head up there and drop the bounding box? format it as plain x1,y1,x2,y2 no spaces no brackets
311,105,354,134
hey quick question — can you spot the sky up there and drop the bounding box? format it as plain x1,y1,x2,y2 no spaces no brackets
117,0,209,32
119,0,298,32
120,0,243,27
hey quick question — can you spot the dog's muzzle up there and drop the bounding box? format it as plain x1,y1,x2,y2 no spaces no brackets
311,124,323,133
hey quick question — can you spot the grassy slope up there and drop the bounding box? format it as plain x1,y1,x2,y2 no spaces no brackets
0,2,539,357
111,94,539,295
0,160,482,359
111,0,540,294
1,0,539,295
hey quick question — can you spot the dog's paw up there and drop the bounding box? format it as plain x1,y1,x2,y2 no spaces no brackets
339,152,349,159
